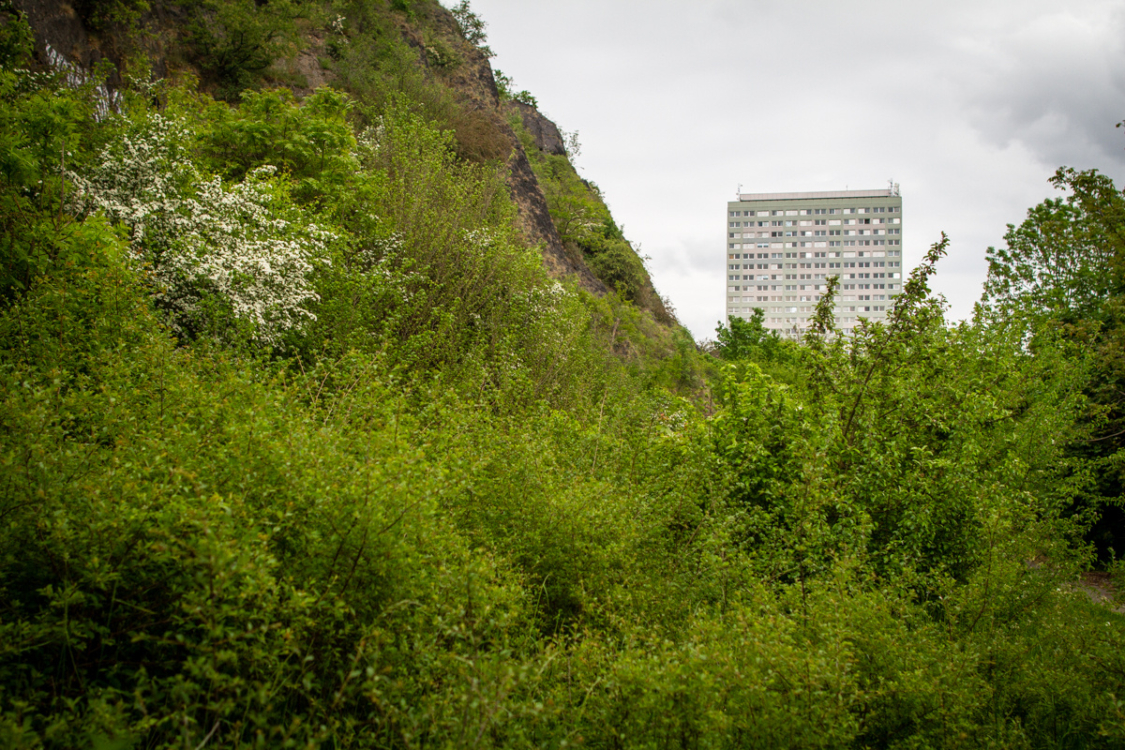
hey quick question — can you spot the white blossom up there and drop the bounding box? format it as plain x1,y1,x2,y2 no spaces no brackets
70,115,331,346
353,122,385,162
463,228,500,252
522,280,571,317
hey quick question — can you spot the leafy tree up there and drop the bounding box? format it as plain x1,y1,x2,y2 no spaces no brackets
72,0,149,31
448,0,493,56
712,237,1090,588
981,166,1125,561
200,86,356,201
0,10,105,303
494,69,537,106
183,0,308,99
983,195,1113,322
0,2,33,68
536,152,605,244
714,309,782,362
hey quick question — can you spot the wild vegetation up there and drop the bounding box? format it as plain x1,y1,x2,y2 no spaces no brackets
1,1,1124,748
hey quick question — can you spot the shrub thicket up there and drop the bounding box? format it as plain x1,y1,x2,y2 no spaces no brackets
1,4,1123,749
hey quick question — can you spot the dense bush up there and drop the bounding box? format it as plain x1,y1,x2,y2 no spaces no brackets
183,0,309,99
1,3,1124,747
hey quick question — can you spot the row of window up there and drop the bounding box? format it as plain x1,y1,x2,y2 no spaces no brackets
730,240,902,249
801,272,896,279
728,206,900,217
729,260,904,269
730,255,901,264
728,305,889,316
728,270,900,280
726,296,892,307
727,253,902,264
730,229,901,237
729,218,901,228
738,315,879,327
732,310,884,320
730,219,903,229
727,282,899,292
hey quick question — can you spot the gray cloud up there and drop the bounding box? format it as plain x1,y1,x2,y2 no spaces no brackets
951,5,1125,175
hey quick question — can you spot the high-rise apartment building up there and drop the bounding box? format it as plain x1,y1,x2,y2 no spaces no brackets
725,187,903,334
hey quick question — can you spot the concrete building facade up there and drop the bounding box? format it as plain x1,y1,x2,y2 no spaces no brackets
726,187,903,334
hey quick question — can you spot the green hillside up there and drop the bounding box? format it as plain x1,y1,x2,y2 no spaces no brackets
1,1,1124,747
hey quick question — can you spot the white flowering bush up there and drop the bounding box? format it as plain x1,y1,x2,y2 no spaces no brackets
71,114,331,346
523,280,570,317
352,231,416,302
69,113,196,247
163,167,331,344
354,122,385,162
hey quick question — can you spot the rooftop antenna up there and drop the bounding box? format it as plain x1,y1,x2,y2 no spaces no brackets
736,183,742,197
889,179,900,196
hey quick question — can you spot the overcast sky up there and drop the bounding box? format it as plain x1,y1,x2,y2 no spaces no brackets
464,0,1125,340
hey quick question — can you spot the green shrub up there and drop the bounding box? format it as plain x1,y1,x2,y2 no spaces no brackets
588,239,649,302
183,0,307,99
72,0,150,32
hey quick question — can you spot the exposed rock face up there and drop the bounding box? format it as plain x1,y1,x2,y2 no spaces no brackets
505,136,608,293
414,6,607,295
513,101,566,157
14,0,175,84
289,31,333,98
421,10,501,109
15,0,101,74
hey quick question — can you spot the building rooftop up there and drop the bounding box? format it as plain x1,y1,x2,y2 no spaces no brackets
736,188,899,202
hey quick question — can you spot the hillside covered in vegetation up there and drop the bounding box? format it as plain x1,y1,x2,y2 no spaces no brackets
1,0,1124,748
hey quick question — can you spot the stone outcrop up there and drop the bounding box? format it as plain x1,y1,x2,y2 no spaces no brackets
512,101,566,157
